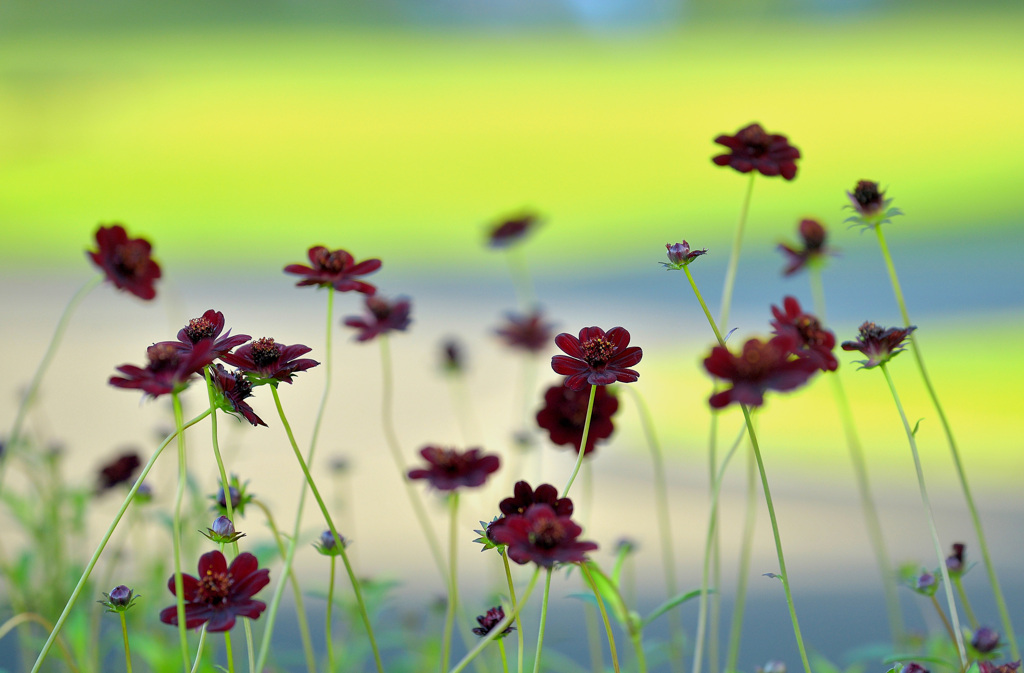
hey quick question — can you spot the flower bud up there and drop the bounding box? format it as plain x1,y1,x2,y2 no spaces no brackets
973,627,1001,654
99,584,139,613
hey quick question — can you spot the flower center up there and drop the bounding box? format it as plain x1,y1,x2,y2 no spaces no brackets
250,338,281,367
232,370,253,399
737,124,770,153
580,337,615,367
113,241,149,278
146,343,181,371
184,317,215,343
853,181,882,209
529,517,566,549
795,316,826,346
313,249,347,273
430,448,465,474
367,296,392,321
197,570,233,605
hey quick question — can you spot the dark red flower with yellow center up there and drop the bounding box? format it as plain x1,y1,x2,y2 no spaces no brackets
97,452,141,492
551,326,642,392
488,212,539,248
162,310,249,367
343,295,412,342
536,383,618,455
87,224,161,300
770,297,837,372
221,337,319,385
495,309,555,354
712,123,800,180
159,550,269,632
209,364,266,427
489,503,598,567
284,246,381,294
841,322,916,369
778,219,834,276
407,446,500,491
703,335,818,409
109,340,215,398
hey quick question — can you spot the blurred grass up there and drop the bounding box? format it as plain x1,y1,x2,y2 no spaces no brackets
1,10,1023,271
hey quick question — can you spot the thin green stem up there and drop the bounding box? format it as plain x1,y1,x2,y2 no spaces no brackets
224,631,236,673
583,603,603,673
580,563,621,673
327,557,336,672
630,628,649,673
442,493,461,672
739,404,812,673
502,552,525,673
29,408,212,672
0,613,80,673
953,577,979,630
499,639,510,673
875,226,1017,660
505,246,536,310
725,441,758,673
451,568,541,673
189,626,207,673
718,172,756,332
119,612,133,673
929,595,958,648
171,391,192,672
531,568,554,673
560,385,597,498
683,266,726,347
879,364,967,667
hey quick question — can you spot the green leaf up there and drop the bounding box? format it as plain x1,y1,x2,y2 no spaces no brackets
641,588,708,628
911,418,924,437
581,561,629,628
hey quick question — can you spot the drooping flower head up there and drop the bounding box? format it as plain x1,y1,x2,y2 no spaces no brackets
109,340,214,398
97,451,141,492
221,337,319,386
661,241,708,270
844,180,902,230
770,297,837,372
87,224,161,300
473,606,515,638
703,335,818,409
495,309,555,354
487,212,539,249
712,123,800,180
489,503,598,567
159,550,269,632
552,326,642,392
778,219,834,276
164,310,250,365
208,364,265,427
343,295,412,342
284,246,381,294
407,446,500,491
841,322,916,369
536,383,618,455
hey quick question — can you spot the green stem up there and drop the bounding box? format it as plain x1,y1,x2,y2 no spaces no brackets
879,364,967,667
629,628,649,673
502,552,525,673
505,246,536,310
718,172,756,333
451,569,541,673
583,602,603,673
683,266,726,347
580,563,621,673
224,631,236,673
119,612,133,673
171,391,192,672
875,226,1017,660
442,493,461,672
725,441,758,673
531,568,554,673
953,577,979,630
560,385,597,498
29,408,212,672
189,626,207,673
739,404,812,673
499,639,510,673
929,595,958,649
327,556,336,672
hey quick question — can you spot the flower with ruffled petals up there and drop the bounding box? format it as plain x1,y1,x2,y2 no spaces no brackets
844,180,903,230
552,326,642,392
841,322,916,369
221,338,319,386
770,297,837,372
407,446,500,491
159,550,269,632
712,123,800,180
87,224,161,300
489,503,598,567
703,335,818,409
488,212,539,248
661,241,707,270
486,481,573,542
473,606,514,638
284,246,381,294
495,309,555,354
536,383,618,455
161,310,249,367
343,295,412,342
109,340,214,398
97,452,141,492
778,219,834,276
209,364,265,427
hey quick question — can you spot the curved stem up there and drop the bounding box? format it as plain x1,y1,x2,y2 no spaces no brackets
879,364,967,667
0,613,80,672
442,493,461,672
560,385,597,498
953,577,978,630
189,626,207,673
170,391,192,672
451,568,541,673
580,563,621,673
502,552,525,673
327,556,336,672
531,568,554,673
29,408,212,672
718,173,756,333
684,267,726,347
875,226,1017,660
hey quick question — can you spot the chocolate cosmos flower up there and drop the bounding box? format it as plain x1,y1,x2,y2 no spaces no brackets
946,543,967,575
488,212,539,248
473,606,514,638
551,326,642,391
159,551,269,632
712,123,800,180
703,335,818,409
536,383,618,455
109,340,215,398
770,296,838,372
221,337,319,385
495,309,555,354
661,241,708,270
209,364,266,427
97,452,141,492
841,322,916,369
162,310,250,366
487,480,573,541
87,224,161,300
343,295,412,342
407,446,500,491
979,663,1021,673
284,246,381,294
778,219,833,276
844,180,902,230
489,503,598,567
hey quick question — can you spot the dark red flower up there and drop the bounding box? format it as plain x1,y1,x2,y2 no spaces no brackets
979,662,1021,673
97,452,141,492
162,310,250,367
552,326,642,391
703,335,818,409
946,542,966,575
159,550,269,632
284,246,381,294
841,322,916,369
87,224,161,300
712,123,800,180
770,297,837,372
489,503,598,567
109,340,215,398
221,337,319,385
209,364,265,427
407,446,500,491
343,295,412,342
487,480,573,541
536,383,618,455
778,219,834,276
488,212,539,248
473,606,514,638
844,180,902,230
661,241,707,270
495,309,555,354
440,338,464,374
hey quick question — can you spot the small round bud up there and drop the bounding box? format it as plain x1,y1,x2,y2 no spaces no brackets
973,627,1001,654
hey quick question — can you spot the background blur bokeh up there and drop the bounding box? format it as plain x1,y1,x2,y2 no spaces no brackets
2,1,1023,671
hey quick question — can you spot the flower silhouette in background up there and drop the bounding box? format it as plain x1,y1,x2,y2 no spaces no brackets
221,337,319,386
487,211,539,248
536,383,618,455
407,446,500,491
208,364,266,427
703,335,817,409
841,322,916,369
770,296,838,372
778,219,834,276
552,326,642,391
495,308,555,354
712,123,800,180
284,246,381,294
473,606,514,638
87,224,161,300
159,551,269,632
109,340,214,398
97,451,141,492
489,503,597,567
343,295,412,342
